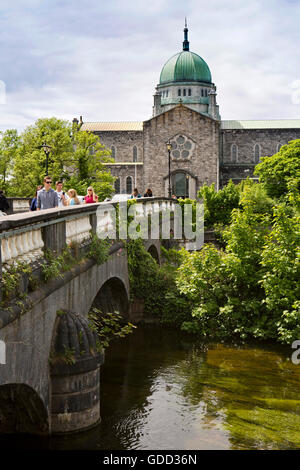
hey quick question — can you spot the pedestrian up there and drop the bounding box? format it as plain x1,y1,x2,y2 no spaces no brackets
130,188,141,199
171,194,177,200
0,190,10,215
84,186,98,203
30,185,43,211
144,188,153,197
67,189,81,205
37,177,59,210
55,181,68,207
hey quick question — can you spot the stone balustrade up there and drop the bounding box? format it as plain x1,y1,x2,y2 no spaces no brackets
0,198,177,272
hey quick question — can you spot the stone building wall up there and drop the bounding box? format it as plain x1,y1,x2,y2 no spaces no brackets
107,164,144,194
221,128,300,164
93,131,143,163
142,105,220,197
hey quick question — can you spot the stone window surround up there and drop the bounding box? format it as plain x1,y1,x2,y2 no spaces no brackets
254,143,261,163
231,143,238,163
111,145,116,159
133,146,138,162
126,175,133,194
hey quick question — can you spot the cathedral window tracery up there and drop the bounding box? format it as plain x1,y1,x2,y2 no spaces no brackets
170,134,194,159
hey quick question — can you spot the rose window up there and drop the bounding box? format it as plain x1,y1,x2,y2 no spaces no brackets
170,135,194,159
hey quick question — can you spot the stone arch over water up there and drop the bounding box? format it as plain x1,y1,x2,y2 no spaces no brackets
147,244,160,264
0,383,48,435
90,277,129,321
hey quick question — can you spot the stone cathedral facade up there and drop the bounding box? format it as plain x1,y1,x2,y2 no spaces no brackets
76,24,300,198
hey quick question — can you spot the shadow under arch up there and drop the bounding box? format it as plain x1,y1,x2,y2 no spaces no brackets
148,244,160,265
0,383,48,435
90,277,129,321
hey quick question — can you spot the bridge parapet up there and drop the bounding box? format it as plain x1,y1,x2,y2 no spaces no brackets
0,197,177,272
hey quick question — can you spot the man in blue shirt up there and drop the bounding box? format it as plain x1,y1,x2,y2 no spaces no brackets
37,177,59,210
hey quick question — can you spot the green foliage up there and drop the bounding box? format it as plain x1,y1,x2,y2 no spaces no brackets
239,179,274,216
12,117,73,196
199,180,240,227
1,262,33,300
127,239,191,325
64,128,114,200
0,129,20,193
7,118,114,198
176,199,300,344
260,206,300,343
87,235,110,265
42,246,79,281
88,308,136,349
254,139,300,199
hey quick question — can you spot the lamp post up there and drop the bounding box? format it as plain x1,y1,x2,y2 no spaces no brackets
166,140,172,198
41,142,52,176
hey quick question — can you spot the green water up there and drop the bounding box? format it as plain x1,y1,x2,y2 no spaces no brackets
1,327,300,450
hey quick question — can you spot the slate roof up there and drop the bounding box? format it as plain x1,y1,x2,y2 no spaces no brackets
221,120,300,130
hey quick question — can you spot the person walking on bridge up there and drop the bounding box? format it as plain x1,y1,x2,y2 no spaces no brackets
37,177,59,210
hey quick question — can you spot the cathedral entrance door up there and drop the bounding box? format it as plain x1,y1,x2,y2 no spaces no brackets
172,172,189,198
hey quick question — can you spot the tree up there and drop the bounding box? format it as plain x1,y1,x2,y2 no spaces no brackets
11,117,73,196
9,118,114,199
65,128,114,199
254,139,300,199
0,129,20,193
198,180,240,227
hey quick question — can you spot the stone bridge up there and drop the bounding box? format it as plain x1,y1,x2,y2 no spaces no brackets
0,198,177,436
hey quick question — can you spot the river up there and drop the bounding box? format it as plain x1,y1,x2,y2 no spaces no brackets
0,327,299,450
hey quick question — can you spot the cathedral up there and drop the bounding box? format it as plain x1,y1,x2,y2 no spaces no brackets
75,23,300,198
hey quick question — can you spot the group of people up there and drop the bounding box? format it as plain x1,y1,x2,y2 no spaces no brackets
130,188,153,199
30,177,99,211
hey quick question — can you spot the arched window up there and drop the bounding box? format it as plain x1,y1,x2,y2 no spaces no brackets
178,89,181,97
188,89,191,96
166,90,169,97
133,146,137,162
126,176,132,194
183,89,186,96
254,144,260,163
201,89,204,97
111,146,115,159
231,144,238,163
205,89,208,97
114,177,120,193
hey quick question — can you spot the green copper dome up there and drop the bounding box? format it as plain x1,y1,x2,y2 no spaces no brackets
159,50,212,85
159,22,212,85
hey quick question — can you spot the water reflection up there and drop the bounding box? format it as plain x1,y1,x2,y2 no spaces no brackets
1,327,299,450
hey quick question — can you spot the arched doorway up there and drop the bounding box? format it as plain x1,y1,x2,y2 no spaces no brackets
172,172,189,198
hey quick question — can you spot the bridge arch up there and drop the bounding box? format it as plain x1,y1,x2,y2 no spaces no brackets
147,244,160,264
0,383,48,435
90,276,129,320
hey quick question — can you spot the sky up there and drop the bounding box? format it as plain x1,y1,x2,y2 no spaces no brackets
0,0,299,132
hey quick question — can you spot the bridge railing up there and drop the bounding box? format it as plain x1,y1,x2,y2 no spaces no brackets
0,197,178,273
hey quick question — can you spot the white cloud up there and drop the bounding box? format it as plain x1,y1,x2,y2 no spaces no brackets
0,0,299,132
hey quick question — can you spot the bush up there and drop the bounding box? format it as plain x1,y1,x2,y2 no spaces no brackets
199,180,240,227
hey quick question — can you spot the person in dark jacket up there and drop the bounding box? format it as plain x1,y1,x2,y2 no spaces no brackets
144,188,153,197
0,190,9,214
30,185,43,211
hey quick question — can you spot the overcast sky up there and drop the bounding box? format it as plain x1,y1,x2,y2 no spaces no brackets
0,0,299,132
